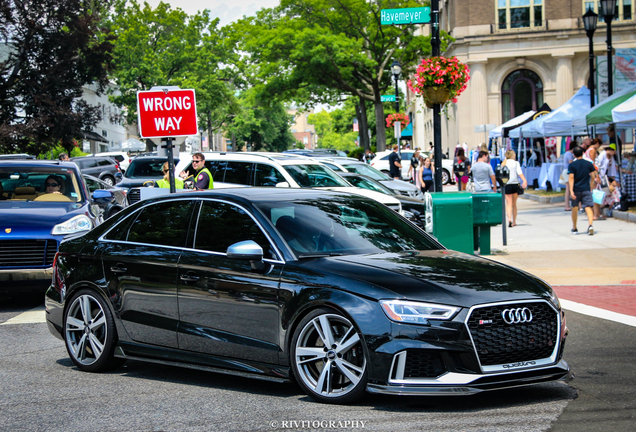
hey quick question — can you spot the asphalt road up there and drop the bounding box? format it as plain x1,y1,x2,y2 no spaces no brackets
1,295,634,432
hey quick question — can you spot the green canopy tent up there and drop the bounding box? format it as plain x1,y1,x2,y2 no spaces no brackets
584,86,636,126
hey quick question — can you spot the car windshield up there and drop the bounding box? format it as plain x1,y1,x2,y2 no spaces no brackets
256,196,438,257
125,158,177,179
342,163,390,180
345,176,393,195
0,166,84,203
284,164,350,188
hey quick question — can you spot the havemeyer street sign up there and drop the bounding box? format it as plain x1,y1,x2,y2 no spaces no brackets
381,95,396,102
137,88,198,138
381,7,431,25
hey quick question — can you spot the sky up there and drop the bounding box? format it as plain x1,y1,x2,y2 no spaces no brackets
142,0,280,27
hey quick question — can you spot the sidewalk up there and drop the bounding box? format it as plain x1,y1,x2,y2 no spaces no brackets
482,197,636,321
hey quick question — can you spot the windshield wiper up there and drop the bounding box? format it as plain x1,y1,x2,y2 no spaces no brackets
297,252,344,259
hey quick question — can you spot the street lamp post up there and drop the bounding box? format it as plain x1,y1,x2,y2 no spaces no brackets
583,9,598,108
600,0,616,96
391,60,402,154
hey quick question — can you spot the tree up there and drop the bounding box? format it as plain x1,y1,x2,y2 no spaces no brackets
308,109,358,152
227,89,296,152
108,1,239,143
232,0,446,151
0,0,115,154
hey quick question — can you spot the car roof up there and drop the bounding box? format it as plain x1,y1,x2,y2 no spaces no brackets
0,160,79,168
200,152,323,166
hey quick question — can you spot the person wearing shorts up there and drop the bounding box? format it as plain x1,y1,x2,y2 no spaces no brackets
568,146,597,235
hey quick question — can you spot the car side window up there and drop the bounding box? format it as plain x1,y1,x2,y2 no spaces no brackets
212,161,227,182
194,201,273,257
223,161,252,185
84,177,102,192
254,163,285,187
98,158,112,167
126,201,193,247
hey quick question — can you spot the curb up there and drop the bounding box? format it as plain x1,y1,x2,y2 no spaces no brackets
519,192,565,204
613,209,636,223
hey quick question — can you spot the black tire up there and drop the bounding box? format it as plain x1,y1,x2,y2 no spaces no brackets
290,308,368,404
101,175,115,186
442,169,451,185
63,289,124,372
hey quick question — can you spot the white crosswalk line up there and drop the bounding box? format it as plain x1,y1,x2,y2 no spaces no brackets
1,305,47,325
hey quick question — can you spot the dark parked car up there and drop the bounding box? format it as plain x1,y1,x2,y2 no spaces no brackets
117,156,179,203
83,174,128,219
71,156,122,186
0,160,112,294
337,172,427,229
45,188,570,404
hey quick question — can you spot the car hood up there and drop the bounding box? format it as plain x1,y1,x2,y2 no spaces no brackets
300,250,553,308
0,202,87,237
320,187,400,205
379,179,418,192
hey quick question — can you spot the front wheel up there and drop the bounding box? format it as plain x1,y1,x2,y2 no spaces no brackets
442,169,451,185
101,175,115,186
64,289,124,372
291,308,368,404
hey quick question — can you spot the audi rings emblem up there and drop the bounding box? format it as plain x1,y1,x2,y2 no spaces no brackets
501,307,533,324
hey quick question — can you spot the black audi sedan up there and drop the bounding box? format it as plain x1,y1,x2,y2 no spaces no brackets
45,188,570,404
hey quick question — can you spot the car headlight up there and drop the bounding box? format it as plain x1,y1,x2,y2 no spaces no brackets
51,215,93,235
548,288,561,310
380,300,460,325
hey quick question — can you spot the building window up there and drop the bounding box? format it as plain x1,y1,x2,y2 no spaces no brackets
497,0,544,30
501,69,544,123
102,129,108,138
584,1,633,21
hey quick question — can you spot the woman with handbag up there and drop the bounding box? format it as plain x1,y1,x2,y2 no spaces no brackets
501,150,527,228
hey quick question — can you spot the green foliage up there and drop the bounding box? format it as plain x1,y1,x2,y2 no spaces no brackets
308,108,358,153
0,0,115,155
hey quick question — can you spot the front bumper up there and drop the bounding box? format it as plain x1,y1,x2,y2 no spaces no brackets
0,267,53,293
367,359,572,396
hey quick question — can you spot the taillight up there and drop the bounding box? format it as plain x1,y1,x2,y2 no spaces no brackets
51,252,67,295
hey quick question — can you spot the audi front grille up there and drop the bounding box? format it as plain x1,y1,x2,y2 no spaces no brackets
466,301,558,367
0,240,58,268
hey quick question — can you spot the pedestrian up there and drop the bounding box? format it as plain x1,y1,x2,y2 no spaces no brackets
607,124,622,163
563,140,576,211
568,146,597,235
179,152,213,190
388,145,402,180
407,149,419,183
472,150,497,192
58,153,70,162
418,155,434,192
453,148,470,191
157,162,184,189
501,150,527,227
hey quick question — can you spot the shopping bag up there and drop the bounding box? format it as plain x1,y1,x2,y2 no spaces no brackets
592,189,605,205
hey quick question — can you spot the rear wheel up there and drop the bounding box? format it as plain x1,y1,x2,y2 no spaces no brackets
291,308,368,404
64,289,124,372
101,175,115,186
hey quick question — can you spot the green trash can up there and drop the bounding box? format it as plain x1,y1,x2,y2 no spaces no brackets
424,192,474,254
471,192,502,255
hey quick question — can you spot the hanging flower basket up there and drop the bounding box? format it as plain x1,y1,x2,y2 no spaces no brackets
407,56,470,108
422,87,451,109
386,113,410,129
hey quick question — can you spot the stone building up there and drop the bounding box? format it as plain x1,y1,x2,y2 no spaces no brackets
289,108,317,149
409,0,636,156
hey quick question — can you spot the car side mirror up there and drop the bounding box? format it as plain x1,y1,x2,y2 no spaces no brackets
226,240,264,270
92,189,113,204
275,181,290,188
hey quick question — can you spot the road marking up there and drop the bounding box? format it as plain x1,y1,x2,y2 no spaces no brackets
1,305,46,325
560,299,636,328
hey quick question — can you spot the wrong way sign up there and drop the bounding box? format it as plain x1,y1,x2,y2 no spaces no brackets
137,88,198,138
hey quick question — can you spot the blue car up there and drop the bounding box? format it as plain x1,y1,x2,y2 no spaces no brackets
0,160,113,294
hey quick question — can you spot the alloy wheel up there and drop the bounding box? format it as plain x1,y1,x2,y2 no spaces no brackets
65,293,108,366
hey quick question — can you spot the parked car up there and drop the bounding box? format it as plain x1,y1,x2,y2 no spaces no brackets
45,188,570,404
337,172,427,229
117,155,179,203
316,157,424,200
370,150,455,185
82,174,128,219
0,160,112,294
71,156,122,185
175,152,404,213
0,154,36,160
94,151,132,172
283,148,348,157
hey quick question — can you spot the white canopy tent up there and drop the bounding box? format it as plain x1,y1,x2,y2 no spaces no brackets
612,93,636,124
509,86,591,138
120,138,146,152
572,85,636,130
488,110,535,139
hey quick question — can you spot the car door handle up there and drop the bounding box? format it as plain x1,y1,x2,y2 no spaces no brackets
180,274,200,282
110,265,127,273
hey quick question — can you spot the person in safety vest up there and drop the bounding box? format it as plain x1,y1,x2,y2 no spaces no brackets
179,152,213,190
156,162,184,189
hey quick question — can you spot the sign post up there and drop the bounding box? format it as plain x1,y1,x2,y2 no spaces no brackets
137,87,198,193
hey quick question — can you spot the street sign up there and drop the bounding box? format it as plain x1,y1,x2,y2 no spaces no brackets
381,95,396,102
381,7,431,25
137,88,198,138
